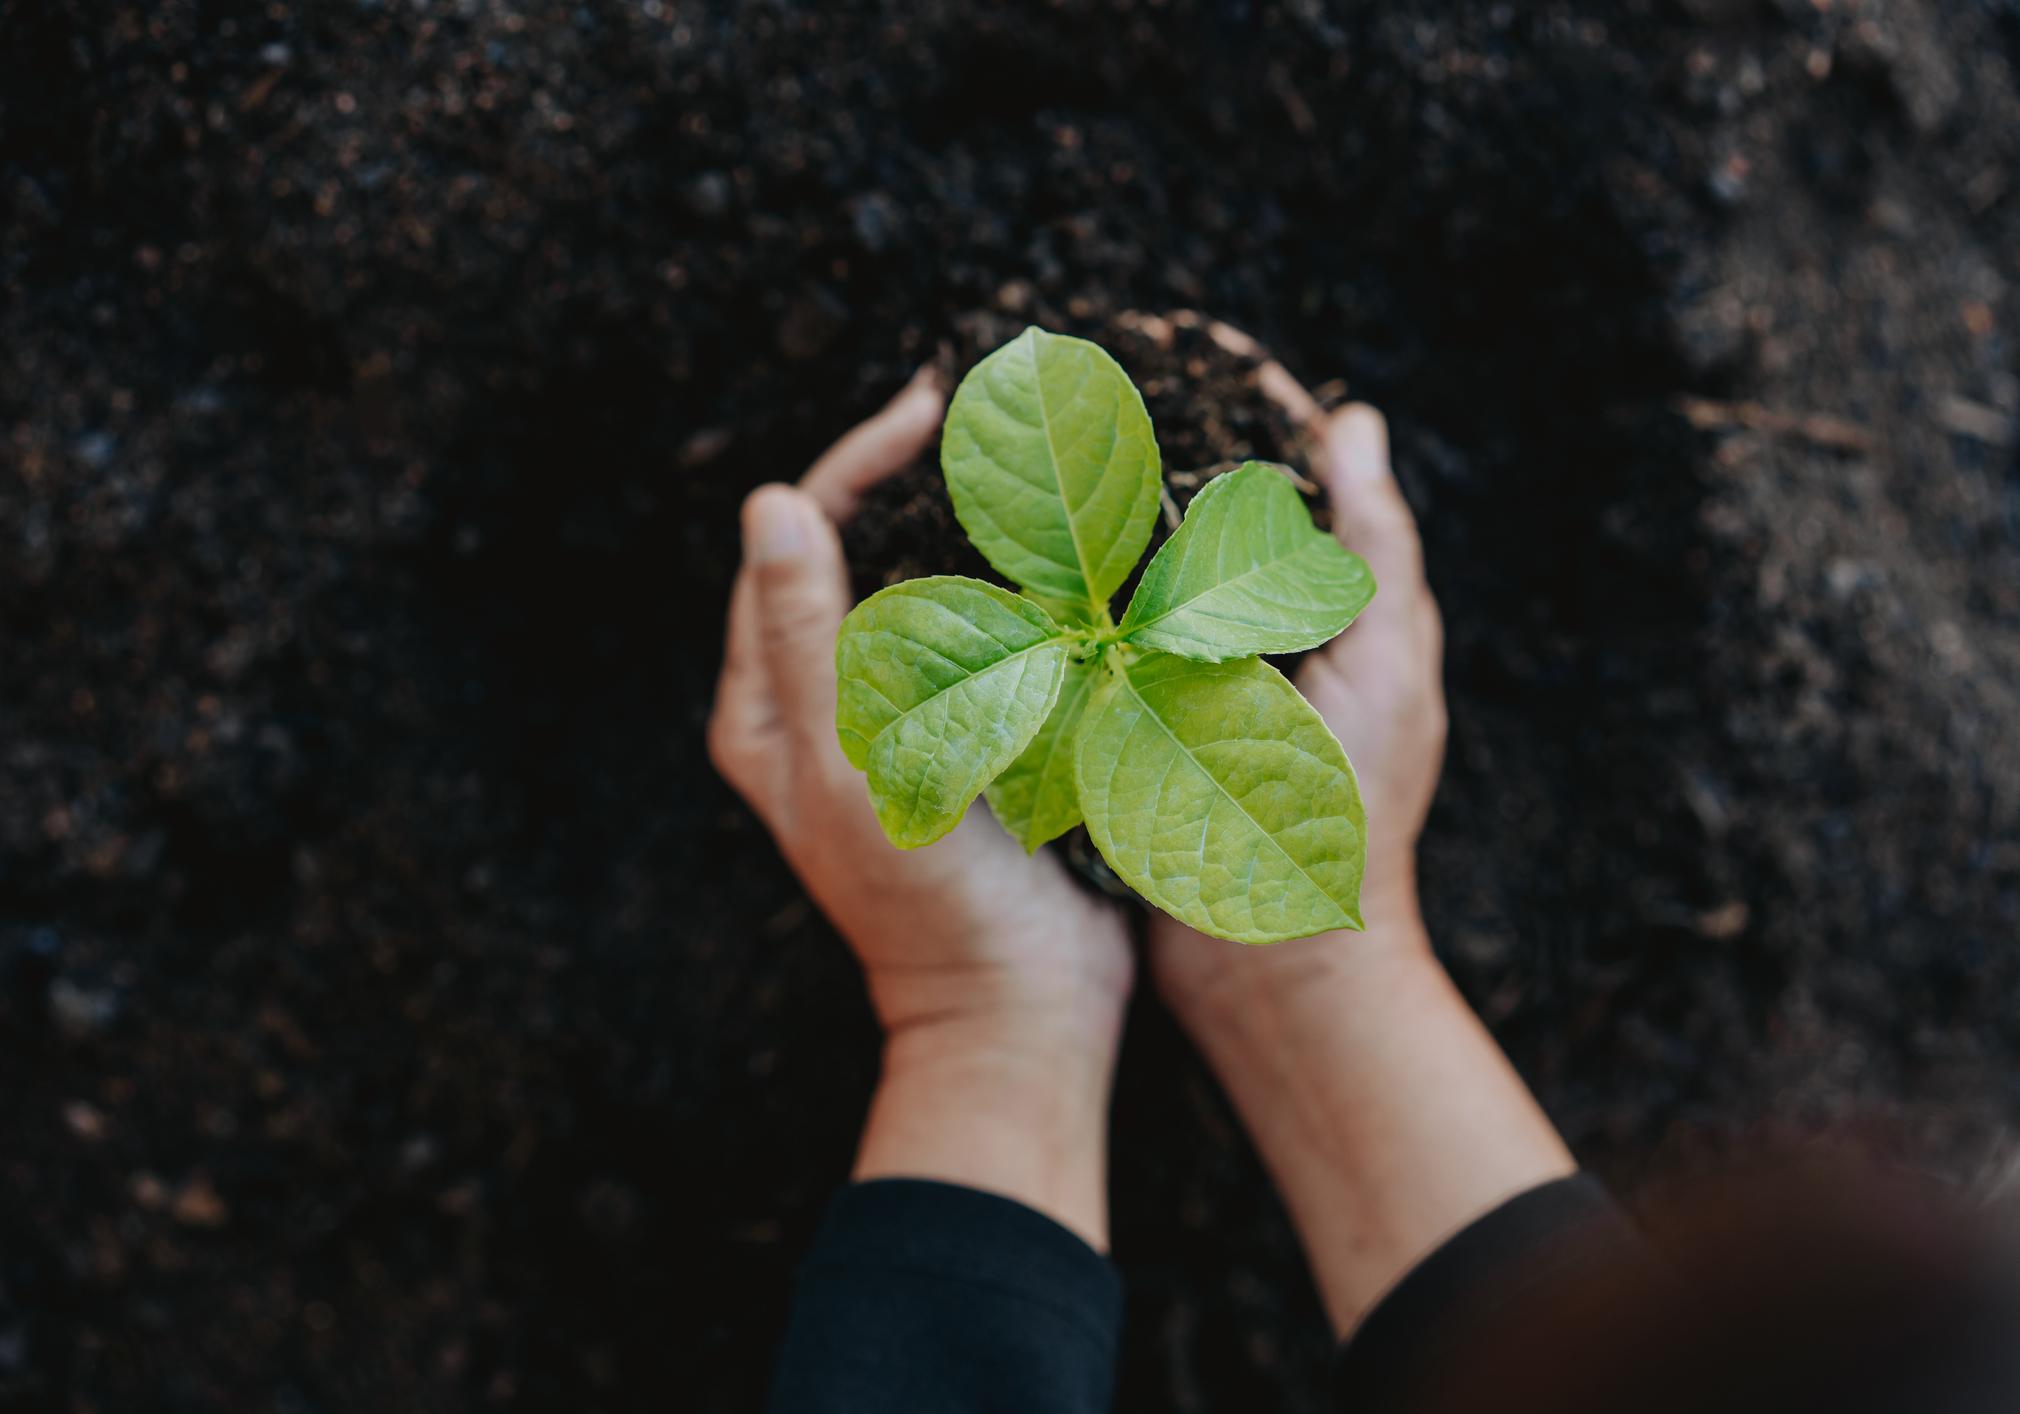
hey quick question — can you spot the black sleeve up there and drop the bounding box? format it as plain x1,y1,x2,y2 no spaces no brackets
1333,1174,1644,1413
766,1178,1123,1414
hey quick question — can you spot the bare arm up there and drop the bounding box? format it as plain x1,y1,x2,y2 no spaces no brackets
1166,909,1572,1334
710,371,1133,1253
1153,405,1572,1335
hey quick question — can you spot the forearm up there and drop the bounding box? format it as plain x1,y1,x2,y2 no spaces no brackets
771,929,1129,1413
1176,900,1574,1336
854,1007,1121,1252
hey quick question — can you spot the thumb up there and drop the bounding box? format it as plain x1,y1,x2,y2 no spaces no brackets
1321,403,1424,596
741,483,850,749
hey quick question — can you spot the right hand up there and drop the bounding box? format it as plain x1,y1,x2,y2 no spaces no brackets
708,373,1137,1247
707,371,1135,1052
1151,402,1447,1019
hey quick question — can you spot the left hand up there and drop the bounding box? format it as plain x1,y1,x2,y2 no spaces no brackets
708,368,1135,1058
1151,398,1447,1018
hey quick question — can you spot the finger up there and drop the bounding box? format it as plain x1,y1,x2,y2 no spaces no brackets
799,366,946,524
1320,403,1425,598
743,483,853,758
710,559,802,819
709,566,773,751
715,567,767,716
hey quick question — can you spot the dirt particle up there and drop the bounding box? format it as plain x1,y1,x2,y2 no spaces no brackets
48,978,119,1039
684,171,732,219
1696,901,1750,941
62,1101,108,1142
777,287,847,360
169,1175,230,1228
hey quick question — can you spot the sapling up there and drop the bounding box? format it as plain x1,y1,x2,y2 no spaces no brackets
834,327,1376,944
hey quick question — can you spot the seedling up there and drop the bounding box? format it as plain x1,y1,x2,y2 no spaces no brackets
835,328,1375,944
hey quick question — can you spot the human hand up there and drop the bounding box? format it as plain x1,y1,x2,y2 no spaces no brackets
708,369,1134,1244
1152,401,1447,1021
1140,397,1570,1331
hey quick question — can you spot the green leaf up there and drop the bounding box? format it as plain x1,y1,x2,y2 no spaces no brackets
1021,587,1097,628
1118,462,1375,662
836,576,1068,849
984,655,1098,852
1075,652,1365,943
941,327,1162,618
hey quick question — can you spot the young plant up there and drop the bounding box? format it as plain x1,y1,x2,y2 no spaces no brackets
834,328,1376,944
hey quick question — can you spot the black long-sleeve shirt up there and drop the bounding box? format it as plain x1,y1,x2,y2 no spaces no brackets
766,1174,1632,1413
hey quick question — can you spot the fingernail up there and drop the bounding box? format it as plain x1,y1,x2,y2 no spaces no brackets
744,486,812,565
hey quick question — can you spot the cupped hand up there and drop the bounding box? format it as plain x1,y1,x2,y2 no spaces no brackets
1142,398,1572,1330
1152,402,1448,1017
708,370,1135,1050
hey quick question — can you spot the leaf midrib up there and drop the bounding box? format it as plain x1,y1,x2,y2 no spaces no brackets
893,646,1051,835
1026,335,1106,622
1113,659,1346,921
1122,536,1334,640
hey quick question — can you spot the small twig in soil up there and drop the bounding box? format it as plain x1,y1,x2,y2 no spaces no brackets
1272,458,1320,495
1115,309,1177,348
1937,395,2015,447
1203,317,1260,360
1187,459,1318,497
1270,64,1318,135
1672,395,1874,453
678,427,734,467
1309,378,1350,411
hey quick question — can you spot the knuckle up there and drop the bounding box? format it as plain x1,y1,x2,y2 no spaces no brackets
705,709,749,783
754,568,832,638
1296,651,1352,704
1425,698,1450,744
804,746,857,802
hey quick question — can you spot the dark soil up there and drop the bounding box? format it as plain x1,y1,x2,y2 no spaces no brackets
4,2,2020,1411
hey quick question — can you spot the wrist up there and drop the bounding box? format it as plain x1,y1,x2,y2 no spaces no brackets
1358,855,1428,938
1205,923,1432,1046
863,947,1134,1051
1166,913,1575,1336
854,1004,1122,1251
879,1003,1124,1089
1163,899,1437,1054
